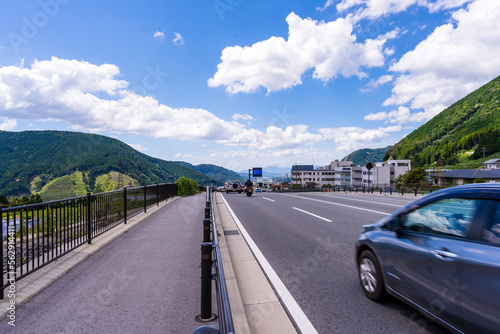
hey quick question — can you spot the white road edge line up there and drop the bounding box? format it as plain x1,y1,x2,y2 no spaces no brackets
292,207,333,222
221,195,318,334
262,197,275,202
279,193,390,216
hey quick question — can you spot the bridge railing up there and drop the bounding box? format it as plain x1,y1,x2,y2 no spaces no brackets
1,183,178,299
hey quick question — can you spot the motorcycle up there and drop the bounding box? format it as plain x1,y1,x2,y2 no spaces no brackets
244,186,253,197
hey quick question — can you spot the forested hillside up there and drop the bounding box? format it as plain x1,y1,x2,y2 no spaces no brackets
383,75,500,167
0,130,220,197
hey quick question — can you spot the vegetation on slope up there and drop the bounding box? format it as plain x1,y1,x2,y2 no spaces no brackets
383,75,500,167
342,146,391,166
0,130,220,197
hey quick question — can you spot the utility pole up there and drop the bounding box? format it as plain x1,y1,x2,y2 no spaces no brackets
482,146,487,170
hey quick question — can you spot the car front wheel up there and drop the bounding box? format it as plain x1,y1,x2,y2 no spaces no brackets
358,250,385,301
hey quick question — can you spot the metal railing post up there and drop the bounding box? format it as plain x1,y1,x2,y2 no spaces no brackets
87,192,92,244
157,183,159,206
144,184,147,213
200,242,214,321
123,187,127,224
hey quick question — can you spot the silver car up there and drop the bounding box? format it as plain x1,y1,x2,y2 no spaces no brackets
355,184,500,333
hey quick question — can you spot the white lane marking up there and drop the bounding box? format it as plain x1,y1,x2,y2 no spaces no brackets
279,193,390,216
220,195,319,334
302,193,403,207
293,207,333,222
262,197,275,202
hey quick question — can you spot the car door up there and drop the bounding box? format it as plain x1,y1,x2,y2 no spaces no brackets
458,199,500,333
383,197,482,331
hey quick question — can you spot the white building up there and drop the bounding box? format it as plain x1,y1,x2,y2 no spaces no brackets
291,160,411,188
483,159,500,170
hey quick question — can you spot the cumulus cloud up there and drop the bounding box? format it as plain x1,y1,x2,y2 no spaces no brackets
232,113,254,121
154,31,165,39
208,12,390,94
0,118,17,131
364,106,432,124
362,74,393,91
0,57,401,157
383,0,500,122
173,32,185,46
336,0,473,22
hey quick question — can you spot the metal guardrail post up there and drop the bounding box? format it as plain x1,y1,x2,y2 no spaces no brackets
87,192,92,244
123,187,127,224
200,242,214,321
390,187,392,195
144,184,147,213
156,183,160,205
415,188,418,196
203,218,211,243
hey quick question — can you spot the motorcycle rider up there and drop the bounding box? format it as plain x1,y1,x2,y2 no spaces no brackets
245,179,253,189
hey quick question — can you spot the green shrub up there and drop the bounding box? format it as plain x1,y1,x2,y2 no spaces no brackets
176,176,201,196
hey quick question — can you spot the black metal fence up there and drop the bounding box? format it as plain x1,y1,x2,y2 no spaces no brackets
195,186,234,334
1,183,178,299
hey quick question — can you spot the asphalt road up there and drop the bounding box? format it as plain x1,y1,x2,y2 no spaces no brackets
222,191,452,334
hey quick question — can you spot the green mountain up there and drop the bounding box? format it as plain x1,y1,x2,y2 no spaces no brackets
383,75,500,167
175,162,246,183
342,146,391,166
0,130,221,197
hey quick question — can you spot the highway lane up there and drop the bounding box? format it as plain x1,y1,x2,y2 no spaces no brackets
222,191,451,334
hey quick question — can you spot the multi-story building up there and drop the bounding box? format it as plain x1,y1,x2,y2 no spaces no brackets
291,160,411,188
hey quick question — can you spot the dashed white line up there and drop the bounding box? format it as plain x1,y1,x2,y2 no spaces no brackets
262,197,275,202
292,207,333,222
279,193,390,216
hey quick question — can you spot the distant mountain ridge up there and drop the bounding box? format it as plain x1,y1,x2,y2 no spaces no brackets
174,161,245,183
0,130,227,197
342,146,391,166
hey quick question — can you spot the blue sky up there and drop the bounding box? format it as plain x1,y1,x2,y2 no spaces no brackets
1,0,499,172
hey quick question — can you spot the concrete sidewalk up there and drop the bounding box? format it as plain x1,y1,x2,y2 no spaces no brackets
0,192,297,333
0,194,218,333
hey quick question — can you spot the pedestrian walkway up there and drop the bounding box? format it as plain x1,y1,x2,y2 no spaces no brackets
0,194,217,334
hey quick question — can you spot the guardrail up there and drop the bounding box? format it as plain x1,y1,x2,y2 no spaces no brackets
195,186,234,334
1,183,178,299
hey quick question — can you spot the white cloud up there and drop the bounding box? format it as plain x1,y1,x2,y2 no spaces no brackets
364,106,432,124
363,74,393,91
336,0,473,22
173,32,185,46
232,113,254,121
0,57,404,160
316,0,335,11
318,126,390,152
0,118,17,131
384,0,500,120
208,12,389,94
154,31,165,39
127,143,148,152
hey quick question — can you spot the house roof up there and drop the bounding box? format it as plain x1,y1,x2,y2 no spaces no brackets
444,169,500,179
483,159,500,164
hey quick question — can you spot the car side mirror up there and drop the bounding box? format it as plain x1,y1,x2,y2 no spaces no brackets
388,216,405,238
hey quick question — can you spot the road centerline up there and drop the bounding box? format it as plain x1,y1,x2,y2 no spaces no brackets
292,207,333,222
